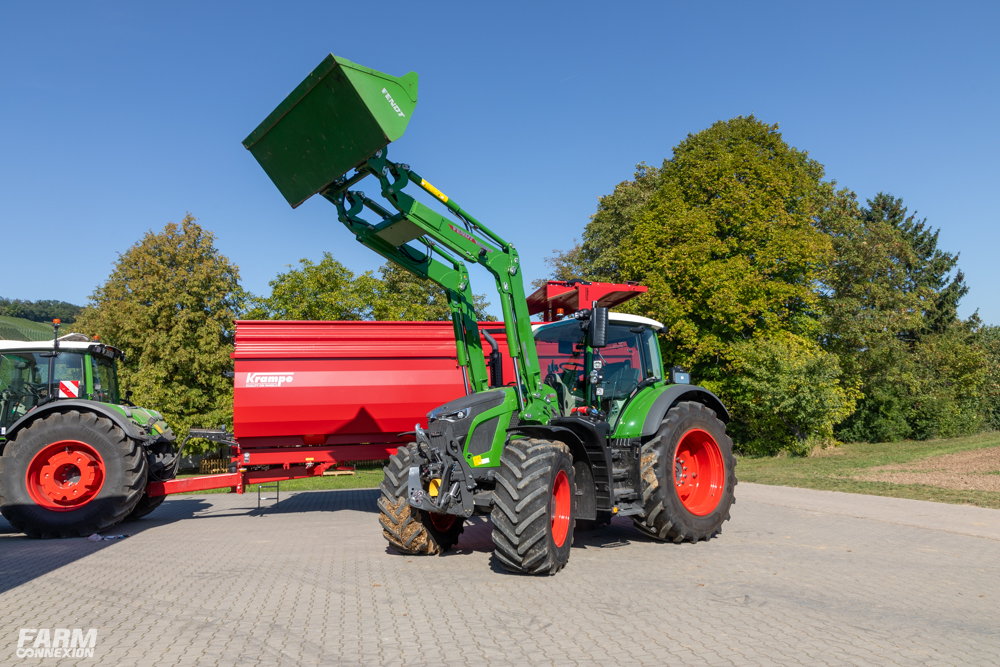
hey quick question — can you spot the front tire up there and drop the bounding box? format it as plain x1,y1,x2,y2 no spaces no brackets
0,411,147,538
491,438,575,575
632,402,736,543
377,443,464,554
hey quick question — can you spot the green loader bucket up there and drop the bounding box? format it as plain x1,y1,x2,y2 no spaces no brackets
243,54,418,208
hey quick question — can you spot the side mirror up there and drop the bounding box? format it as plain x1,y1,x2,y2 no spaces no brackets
590,306,609,348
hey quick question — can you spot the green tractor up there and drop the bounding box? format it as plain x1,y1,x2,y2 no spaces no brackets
0,322,178,537
246,55,737,574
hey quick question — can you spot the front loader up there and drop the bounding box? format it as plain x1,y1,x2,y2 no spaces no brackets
244,54,737,574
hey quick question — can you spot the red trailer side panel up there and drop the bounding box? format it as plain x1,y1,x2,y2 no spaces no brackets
232,321,511,449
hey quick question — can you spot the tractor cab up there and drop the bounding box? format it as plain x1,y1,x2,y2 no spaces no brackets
0,337,124,438
535,313,665,427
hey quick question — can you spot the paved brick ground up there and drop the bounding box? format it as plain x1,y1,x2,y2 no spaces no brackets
1,483,998,666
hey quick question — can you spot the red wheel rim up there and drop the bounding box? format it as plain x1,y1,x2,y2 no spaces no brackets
429,512,457,532
25,440,105,511
550,469,571,547
674,429,724,516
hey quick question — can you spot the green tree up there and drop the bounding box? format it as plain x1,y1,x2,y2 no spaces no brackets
820,190,982,442
727,333,859,456
862,193,968,338
76,215,241,449
247,253,495,322
620,116,833,375
817,189,922,441
974,325,1000,431
243,252,376,321
0,298,82,324
579,162,662,283
905,324,985,439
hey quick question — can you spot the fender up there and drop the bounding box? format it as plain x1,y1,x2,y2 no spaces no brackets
4,400,148,444
641,385,729,437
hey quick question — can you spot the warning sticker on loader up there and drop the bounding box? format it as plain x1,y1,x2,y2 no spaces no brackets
420,179,448,203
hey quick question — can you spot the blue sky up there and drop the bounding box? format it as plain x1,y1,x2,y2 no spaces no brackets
1,1,997,323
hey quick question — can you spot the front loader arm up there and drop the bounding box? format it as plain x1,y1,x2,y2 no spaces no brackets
323,189,488,395
322,149,552,422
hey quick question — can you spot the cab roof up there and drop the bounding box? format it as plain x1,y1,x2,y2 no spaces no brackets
0,338,123,357
533,312,665,332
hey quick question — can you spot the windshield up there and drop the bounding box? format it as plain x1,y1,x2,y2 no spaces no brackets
535,320,587,417
0,351,86,431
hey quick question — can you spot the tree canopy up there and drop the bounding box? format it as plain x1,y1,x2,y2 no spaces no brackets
0,298,82,324
246,252,495,322
538,115,987,453
76,215,241,447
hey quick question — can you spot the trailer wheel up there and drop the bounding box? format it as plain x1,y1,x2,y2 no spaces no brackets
123,436,177,521
633,401,736,543
377,443,464,554
0,411,147,538
491,438,575,575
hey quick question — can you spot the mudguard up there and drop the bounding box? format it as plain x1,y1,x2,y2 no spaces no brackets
3,400,149,444
640,385,729,436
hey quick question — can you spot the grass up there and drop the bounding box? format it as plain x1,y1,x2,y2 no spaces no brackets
736,431,1000,509
174,463,385,494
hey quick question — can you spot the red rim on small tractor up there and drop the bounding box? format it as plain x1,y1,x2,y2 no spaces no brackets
25,440,106,511
674,429,725,516
550,469,571,547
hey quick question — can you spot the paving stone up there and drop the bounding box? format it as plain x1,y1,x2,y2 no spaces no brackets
1,484,998,665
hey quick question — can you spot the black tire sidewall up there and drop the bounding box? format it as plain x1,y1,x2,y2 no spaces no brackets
655,409,734,535
1,413,143,534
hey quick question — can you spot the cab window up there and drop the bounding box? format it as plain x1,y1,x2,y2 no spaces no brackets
90,355,119,403
0,352,86,430
535,320,586,417
0,353,39,430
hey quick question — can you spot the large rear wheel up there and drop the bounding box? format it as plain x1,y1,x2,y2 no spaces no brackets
491,438,575,575
0,411,147,538
633,401,736,543
377,443,464,554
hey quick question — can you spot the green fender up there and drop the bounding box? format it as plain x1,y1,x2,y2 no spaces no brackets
3,399,160,447
613,384,729,439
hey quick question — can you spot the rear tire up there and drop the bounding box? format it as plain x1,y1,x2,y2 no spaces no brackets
491,438,575,575
378,443,464,554
0,411,147,538
632,401,736,543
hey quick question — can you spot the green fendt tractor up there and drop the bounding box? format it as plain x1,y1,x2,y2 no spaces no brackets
0,323,178,537
245,55,737,574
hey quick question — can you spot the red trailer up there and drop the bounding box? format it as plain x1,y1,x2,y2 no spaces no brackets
147,281,645,498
